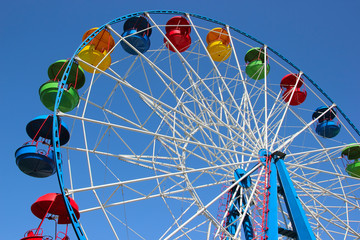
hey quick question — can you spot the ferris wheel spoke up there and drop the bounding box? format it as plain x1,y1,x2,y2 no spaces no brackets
33,12,360,240
290,170,360,217
293,180,360,238
160,127,255,161
213,184,241,238
163,163,263,239
75,55,110,76
159,198,198,239
266,89,283,119
287,162,358,186
232,166,265,239
78,177,229,214
109,24,208,110
83,166,259,238
299,197,336,240
277,197,292,232
69,161,246,195
181,86,259,150
184,17,243,129
91,189,120,240
134,71,259,151
263,46,269,149
138,37,223,134
274,104,337,152
73,97,146,131
108,54,139,82
269,73,304,151
105,210,146,240
173,219,213,240
187,15,262,146
286,144,349,158
64,145,188,174
61,112,257,158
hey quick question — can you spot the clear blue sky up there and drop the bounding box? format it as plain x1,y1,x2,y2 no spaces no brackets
1,0,360,239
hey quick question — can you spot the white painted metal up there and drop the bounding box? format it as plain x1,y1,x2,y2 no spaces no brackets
58,12,360,240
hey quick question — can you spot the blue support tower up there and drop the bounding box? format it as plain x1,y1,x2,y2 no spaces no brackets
225,187,239,237
241,197,254,240
259,149,278,239
259,150,315,240
267,154,278,239
225,189,254,240
272,151,316,240
224,169,254,240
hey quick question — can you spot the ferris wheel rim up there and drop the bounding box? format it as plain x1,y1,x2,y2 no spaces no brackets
50,10,360,240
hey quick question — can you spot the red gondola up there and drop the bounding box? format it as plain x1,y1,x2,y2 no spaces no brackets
20,193,79,240
164,16,191,52
280,74,307,106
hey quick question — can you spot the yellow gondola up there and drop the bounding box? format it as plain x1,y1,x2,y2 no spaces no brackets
206,28,231,62
77,45,111,73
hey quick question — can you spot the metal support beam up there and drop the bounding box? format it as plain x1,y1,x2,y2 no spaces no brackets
226,187,239,236
225,169,254,240
241,197,254,240
267,156,278,239
273,152,315,240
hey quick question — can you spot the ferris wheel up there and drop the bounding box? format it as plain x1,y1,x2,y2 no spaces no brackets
16,10,360,240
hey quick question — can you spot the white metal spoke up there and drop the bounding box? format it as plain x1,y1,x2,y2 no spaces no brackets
47,12,360,240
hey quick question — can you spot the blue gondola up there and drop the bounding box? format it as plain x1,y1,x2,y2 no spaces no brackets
15,143,55,178
121,16,152,55
15,115,70,178
312,106,340,138
26,115,70,146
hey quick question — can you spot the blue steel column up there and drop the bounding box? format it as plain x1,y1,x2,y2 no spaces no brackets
225,169,254,240
234,169,254,240
274,154,315,240
241,197,254,240
267,155,278,239
226,196,239,237
259,150,278,239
